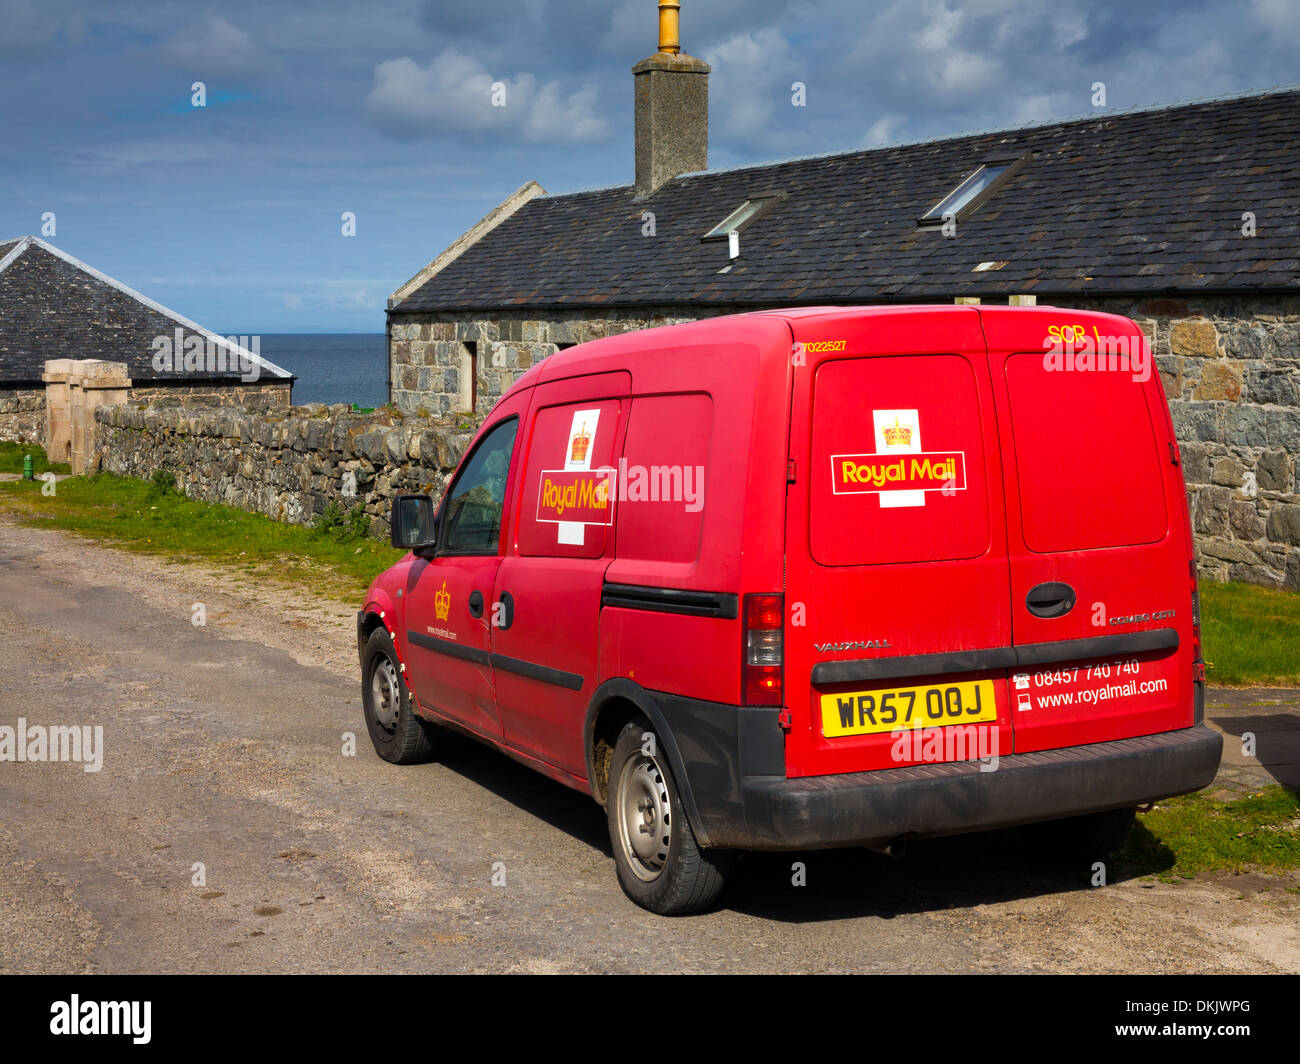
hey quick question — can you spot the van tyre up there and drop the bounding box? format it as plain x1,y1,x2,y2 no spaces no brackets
362,626,436,764
607,718,731,915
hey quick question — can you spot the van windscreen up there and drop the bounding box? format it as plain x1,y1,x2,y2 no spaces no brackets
1005,352,1168,552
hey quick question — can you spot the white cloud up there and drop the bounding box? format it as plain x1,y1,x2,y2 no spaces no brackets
1010,93,1065,125
153,15,265,78
61,139,236,171
913,3,1000,94
704,27,796,139
1250,0,1300,33
365,49,611,143
916,4,966,52
0,0,84,57
863,114,908,147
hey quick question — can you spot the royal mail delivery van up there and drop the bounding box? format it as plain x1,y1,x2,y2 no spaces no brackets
357,305,1222,915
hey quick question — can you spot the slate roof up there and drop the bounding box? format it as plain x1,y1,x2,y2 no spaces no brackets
395,88,1300,313
0,237,292,386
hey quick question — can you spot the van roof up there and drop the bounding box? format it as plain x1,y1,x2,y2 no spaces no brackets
512,302,1127,390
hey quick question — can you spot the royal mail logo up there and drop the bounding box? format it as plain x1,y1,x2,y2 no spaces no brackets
881,416,913,447
831,451,967,495
434,580,451,621
569,421,592,464
537,469,615,525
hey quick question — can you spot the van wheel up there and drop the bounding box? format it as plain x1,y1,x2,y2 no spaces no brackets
607,718,731,915
362,626,435,764
1026,806,1136,862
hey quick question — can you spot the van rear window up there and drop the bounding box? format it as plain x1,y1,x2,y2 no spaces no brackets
1004,353,1168,552
810,355,991,566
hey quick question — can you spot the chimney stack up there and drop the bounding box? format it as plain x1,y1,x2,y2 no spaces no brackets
633,1,710,198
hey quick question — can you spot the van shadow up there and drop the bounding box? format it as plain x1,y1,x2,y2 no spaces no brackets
722,821,1175,923
1205,709,1300,789
431,730,613,855
428,731,1178,922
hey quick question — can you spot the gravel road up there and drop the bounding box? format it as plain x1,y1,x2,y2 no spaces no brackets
1,513,1297,974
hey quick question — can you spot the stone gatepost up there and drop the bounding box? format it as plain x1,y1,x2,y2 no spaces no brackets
41,359,76,467
44,359,132,474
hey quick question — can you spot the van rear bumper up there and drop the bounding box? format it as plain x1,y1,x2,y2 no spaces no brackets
705,725,1222,851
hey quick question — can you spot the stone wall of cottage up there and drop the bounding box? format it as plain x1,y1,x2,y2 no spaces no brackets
1074,295,1300,589
0,388,47,444
96,401,480,535
388,307,737,416
390,295,1300,588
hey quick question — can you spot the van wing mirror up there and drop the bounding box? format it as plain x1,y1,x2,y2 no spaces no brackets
391,494,438,551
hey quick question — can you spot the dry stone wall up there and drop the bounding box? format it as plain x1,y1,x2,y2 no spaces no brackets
0,388,46,444
96,400,482,535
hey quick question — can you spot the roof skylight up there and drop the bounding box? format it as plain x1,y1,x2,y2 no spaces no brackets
702,194,783,240
919,159,1023,226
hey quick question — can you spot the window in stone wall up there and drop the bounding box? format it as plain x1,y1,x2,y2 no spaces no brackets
456,341,477,413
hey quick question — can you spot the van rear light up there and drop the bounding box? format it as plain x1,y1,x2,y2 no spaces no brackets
743,593,784,707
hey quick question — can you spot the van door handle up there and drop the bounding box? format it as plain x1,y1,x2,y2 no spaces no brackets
1025,582,1076,619
468,590,484,618
496,591,515,630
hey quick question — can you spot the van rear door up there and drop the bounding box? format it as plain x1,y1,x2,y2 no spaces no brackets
783,307,1014,778
979,308,1195,752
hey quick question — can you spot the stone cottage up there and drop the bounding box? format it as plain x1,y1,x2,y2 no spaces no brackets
386,10,1299,587
0,236,294,450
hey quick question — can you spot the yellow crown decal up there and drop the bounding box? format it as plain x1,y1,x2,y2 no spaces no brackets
882,417,912,446
570,422,591,463
434,580,451,621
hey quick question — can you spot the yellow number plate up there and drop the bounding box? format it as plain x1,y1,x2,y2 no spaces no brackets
821,680,997,738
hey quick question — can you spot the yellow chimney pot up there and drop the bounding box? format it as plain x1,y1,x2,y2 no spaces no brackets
658,0,681,55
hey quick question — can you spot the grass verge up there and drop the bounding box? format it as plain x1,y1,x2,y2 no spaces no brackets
1201,581,1300,687
0,466,404,602
1119,785,1300,881
0,440,71,476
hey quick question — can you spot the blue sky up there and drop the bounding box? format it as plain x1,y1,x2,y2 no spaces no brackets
2,0,1296,332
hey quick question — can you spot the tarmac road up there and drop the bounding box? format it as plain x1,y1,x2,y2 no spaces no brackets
1,515,1297,974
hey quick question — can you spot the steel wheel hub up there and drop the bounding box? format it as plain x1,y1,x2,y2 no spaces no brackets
616,755,672,881
370,657,400,732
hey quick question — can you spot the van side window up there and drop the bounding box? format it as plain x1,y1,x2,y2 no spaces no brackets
440,417,518,555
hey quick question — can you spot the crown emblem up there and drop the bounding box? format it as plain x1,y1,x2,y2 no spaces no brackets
570,422,591,463
434,580,451,621
882,417,912,446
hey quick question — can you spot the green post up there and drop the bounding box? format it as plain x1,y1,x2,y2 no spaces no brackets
22,453,35,481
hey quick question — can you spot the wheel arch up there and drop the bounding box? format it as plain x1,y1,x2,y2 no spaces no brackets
583,678,713,848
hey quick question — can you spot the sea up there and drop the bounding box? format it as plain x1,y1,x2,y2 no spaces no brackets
236,334,389,409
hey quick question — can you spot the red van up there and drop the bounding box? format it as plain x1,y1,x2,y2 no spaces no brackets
357,305,1221,914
